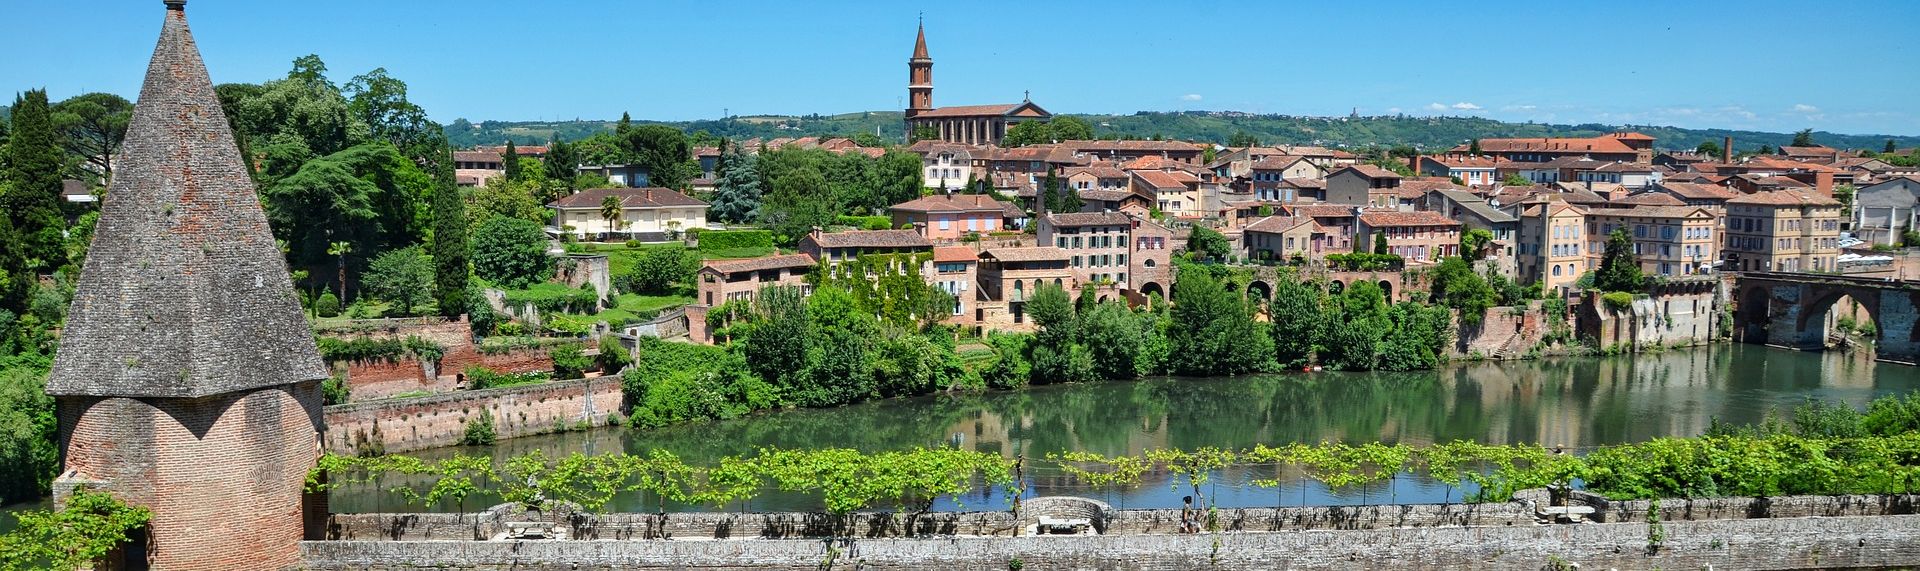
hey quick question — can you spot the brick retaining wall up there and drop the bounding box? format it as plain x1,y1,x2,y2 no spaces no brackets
321,377,623,454
321,318,555,401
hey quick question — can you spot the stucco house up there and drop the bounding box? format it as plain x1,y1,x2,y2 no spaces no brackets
548,187,708,240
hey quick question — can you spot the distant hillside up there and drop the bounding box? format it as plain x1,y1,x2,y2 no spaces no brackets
445,110,1920,153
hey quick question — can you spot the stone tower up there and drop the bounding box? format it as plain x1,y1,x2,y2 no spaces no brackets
47,1,328,569
906,21,933,119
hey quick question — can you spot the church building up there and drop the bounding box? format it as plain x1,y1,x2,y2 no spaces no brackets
903,22,1051,146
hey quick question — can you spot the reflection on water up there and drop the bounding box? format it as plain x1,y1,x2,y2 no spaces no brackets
330,344,1917,513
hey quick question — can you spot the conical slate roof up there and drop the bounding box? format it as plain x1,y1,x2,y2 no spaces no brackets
47,1,326,398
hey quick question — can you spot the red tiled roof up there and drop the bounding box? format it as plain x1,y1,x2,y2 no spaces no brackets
703,253,816,274
1613,192,1686,206
1452,136,1638,155
1591,206,1713,219
1358,210,1461,228
1283,204,1365,218
981,246,1071,262
1061,140,1203,152
933,246,978,263
1656,182,1737,200
1047,211,1132,227
1726,190,1841,206
1243,215,1313,234
1132,170,1194,189
890,193,1013,213
1336,164,1403,179
1249,155,1311,170
548,187,706,209
805,229,934,249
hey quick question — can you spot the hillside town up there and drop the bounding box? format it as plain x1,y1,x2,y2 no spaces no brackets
9,4,1920,570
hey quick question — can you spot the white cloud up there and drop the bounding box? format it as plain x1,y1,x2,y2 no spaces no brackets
1427,103,1449,111
1450,102,1483,111
1793,103,1820,113
1180,94,1203,101
1502,104,1537,112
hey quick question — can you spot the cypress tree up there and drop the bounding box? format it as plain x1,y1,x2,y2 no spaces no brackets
4,90,69,271
428,141,470,318
1596,228,1643,293
502,140,521,181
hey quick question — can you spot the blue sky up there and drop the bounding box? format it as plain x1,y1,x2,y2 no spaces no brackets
7,1,1919,135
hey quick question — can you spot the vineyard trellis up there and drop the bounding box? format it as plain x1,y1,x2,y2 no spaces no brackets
315,433,1920,516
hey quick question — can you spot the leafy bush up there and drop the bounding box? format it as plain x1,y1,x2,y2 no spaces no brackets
616,246,697,295
315,335,444,364
549,343,591,379
1323,253,1404,271
695,229,774,253
321,375,350,405
620,337,776,428
1601,291,1634,311
464,365,547,390
0,488,150,570
460,409,496,445
501,283,598,314
315,291,341,318
837,215,893,231
471,216,553,289
596,335,630,373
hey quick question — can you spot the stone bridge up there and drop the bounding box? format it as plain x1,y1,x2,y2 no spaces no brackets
1734,271,1920,364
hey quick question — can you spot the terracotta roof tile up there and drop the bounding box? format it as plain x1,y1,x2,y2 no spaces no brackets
933,246,979,263
703,253,817,274
1358,210,1462,228
548,187,706,209
1047,211,1132,227
1726,190,1841,207
981,246,1071,262
806,229,933,249
1243,215,1313,234
890,194,1013,213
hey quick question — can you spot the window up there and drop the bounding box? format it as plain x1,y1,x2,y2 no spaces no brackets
1144,259,1156,268
968,218,978,231
1118,236,1128,248
1072,256,1082,267
939,217,951,230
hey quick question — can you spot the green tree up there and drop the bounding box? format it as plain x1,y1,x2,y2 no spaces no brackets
1373,232,1389,255
1228,131,1259,147
626,124,694,189
1050,116,1094,140
464,177,550,233
910,124,939,143
1001,121,1051,147
1269,277,1325,368
428,144,471,319
1695,140,1722,159
326,240,354,301
1025,284,1094,384
1595,228,1643,293
1429,256,1496,324
599,193,624,238
1459,228,1493,263
1167,270,1272,375
50,92,133,184
740,284,814,402
620,246,697,295
543,137,579,191
710,146,762,223
4,90,69,272
343,68,439,163
362,245,434,315
234,55,369,157
1186,226,1231,262
762,168,835,244
1468,138,1482,155
470,217,552,288
262,142,432,276
1887,139,1899,154
0,365,56,504
1791,128,1815,147
1078,301,1147,380
503,140,522,181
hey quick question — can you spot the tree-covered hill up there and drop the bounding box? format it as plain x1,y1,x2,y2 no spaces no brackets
447,110,1920,152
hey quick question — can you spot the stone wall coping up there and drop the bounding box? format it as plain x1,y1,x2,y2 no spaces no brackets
323,375,606,414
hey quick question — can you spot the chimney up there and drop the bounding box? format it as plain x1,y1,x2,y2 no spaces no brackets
1409,154,1421,174
1722,136,1733,164
810,226,823,241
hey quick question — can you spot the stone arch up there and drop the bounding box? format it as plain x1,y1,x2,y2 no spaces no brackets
1139,281,1165,299
1329,280,1345,295
1378,280,1394,301
1796,287,1881,350
1246,280,1272,300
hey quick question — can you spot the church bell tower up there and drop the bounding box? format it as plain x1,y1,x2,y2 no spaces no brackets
906,20,934,119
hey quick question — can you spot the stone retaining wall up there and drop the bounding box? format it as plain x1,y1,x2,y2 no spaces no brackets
303,512,1920,570
321,317,556,401
321,376,623,454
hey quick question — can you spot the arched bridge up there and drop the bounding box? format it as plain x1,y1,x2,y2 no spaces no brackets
1735,271,1920,364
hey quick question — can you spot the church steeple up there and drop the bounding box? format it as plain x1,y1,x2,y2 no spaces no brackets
906,19,933,118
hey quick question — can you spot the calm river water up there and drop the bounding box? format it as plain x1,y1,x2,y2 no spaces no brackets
322,344,1920,513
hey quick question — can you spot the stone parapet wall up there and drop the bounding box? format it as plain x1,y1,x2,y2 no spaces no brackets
303,512,1920,570
321,377,623,454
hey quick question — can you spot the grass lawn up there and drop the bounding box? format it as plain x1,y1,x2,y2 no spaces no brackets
578,292,692,326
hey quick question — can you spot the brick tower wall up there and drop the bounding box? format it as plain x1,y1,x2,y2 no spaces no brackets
57,380,324,571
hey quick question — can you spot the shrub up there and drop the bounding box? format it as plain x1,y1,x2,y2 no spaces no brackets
463,365,545,390
550,343,591,379
471,216,553,288
1601,291,1634,311
596,335,631,373
321,375,350,405
315,291,341,317
617,246,698,295
837,215,893,231
625,239,643,248
695,229,774,253
460,409,496,446
619,338,775,429
501,283,599,314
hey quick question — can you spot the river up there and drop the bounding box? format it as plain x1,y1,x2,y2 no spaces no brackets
321,344,1920,514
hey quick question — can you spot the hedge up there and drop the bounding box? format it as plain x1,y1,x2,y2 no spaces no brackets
695,229,774,253
502,283,599,314
836,215,893,231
